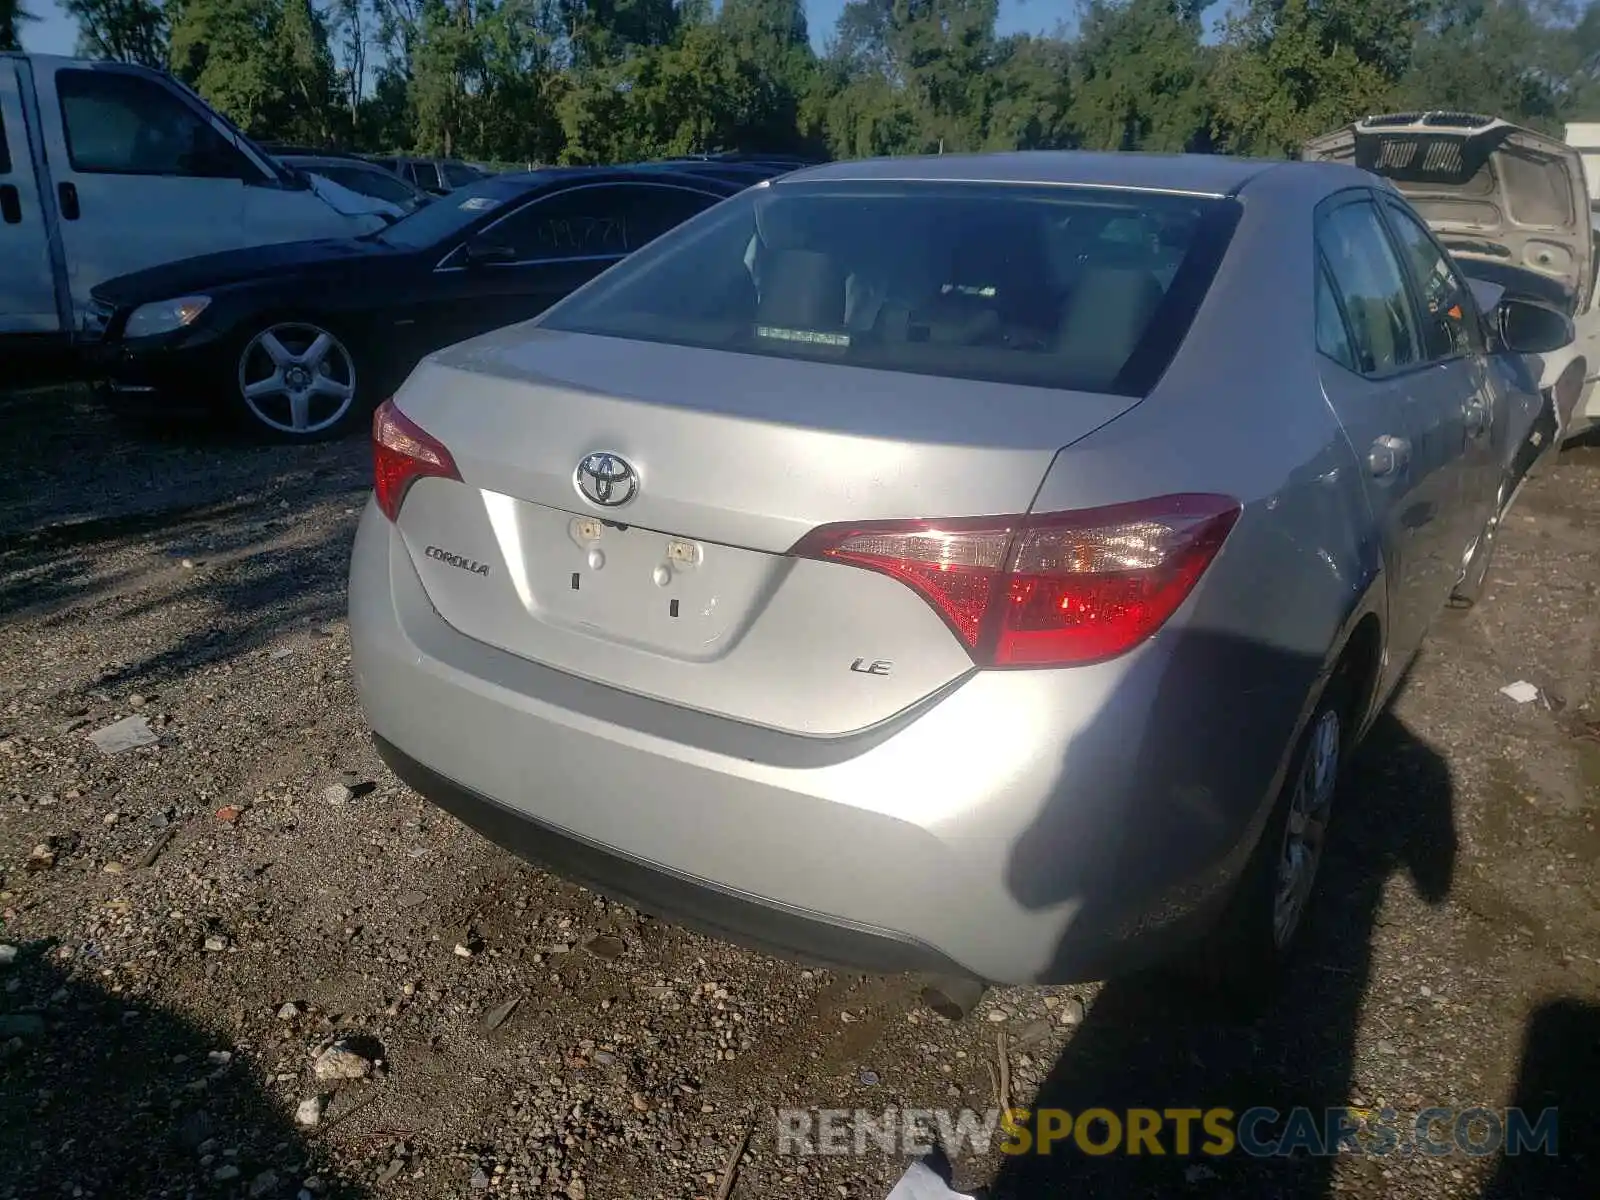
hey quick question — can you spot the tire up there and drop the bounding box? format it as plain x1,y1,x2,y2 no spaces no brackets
1189,669,1352,1010
229,317,370,442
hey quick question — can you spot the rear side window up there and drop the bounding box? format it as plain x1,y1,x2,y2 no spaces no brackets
540,182,1241,397
56,70,250,179
483,183,721,262
1317,200,1421,375
1315,261,1357,372
1382,202,1483,359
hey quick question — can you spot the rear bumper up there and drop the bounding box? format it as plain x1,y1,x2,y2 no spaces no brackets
350,503,1301,985
373,733,972,977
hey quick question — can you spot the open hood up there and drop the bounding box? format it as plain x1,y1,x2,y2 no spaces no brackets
1304,112,1593,315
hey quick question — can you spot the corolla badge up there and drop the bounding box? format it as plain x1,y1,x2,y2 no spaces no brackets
574,451,639,508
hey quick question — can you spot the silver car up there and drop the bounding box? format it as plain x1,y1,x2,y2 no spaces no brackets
349,152,1571,992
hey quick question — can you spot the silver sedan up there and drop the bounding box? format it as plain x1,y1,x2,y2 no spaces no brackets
348,151,1572,997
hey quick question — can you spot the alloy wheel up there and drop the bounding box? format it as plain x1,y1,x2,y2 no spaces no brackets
1272,707,1341,949
237,322,358,436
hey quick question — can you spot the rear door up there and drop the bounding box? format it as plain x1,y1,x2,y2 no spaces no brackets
32,65,249,320
0,57,62,334
1315,193,1467,662
423,181,727,348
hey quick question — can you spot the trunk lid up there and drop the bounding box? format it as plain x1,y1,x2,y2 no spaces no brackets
1303,112,1593,315
389,327,1138,736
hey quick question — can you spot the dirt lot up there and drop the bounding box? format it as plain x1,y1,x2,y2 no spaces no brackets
1,389,1597,1200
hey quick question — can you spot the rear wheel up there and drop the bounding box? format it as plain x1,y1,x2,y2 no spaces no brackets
231,318,368,442
1190,671,1350,1008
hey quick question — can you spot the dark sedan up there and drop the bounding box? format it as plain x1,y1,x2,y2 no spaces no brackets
85,168,740,440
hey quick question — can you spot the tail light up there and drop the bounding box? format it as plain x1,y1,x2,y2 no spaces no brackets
790,494,1240,668
372,399,460,522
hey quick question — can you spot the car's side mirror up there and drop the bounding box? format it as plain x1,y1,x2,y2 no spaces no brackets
1497,297,1575,355
463,239,517,267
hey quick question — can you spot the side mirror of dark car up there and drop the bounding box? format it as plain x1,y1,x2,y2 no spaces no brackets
1497,297,1575,355
463,239,517,267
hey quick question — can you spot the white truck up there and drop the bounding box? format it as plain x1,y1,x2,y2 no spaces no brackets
1,53,388,362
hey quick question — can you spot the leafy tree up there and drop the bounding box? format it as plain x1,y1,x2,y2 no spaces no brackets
63,0,168,66
1071,0,1215,152
47,0,1600,169
1,0,35,52
170,0,336,141
1213,0,1423,156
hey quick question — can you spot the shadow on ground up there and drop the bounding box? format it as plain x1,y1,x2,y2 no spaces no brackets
1481,997,1600,1199
0,386,369,690
988,691,1461,1198
0,943,364,1199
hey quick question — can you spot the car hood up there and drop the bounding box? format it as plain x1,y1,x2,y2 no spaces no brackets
303,170,407,220
92,237,399,308
1303,113,1593,314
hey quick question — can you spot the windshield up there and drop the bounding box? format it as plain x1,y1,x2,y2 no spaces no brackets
539,181,1239,396
310,163,419,205
374,176,535,250
442,161,486,189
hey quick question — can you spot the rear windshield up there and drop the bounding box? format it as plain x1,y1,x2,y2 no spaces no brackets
539,181,1240,396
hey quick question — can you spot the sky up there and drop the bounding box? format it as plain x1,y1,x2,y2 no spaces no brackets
19,0,1079,59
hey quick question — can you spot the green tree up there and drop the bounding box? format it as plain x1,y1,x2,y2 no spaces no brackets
63,0,169,66
1,0,34,51
1213,0,1423,156
1070,0,1214,152
170,0,337,140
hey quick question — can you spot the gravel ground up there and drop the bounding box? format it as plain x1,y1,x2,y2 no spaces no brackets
1,388,1597,1200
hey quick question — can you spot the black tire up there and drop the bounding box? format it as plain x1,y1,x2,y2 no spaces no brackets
1188,667,1353,1011
227,316,373,443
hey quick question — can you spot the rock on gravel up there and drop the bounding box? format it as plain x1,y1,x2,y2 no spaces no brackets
0,944,16,967
312,1043,373,1082
296,1096,326,1128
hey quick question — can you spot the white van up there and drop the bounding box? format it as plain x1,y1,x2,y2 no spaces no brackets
1,53,388,354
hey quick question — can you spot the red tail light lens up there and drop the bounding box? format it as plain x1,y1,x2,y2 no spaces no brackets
790,494,1240,668
372,399,460,522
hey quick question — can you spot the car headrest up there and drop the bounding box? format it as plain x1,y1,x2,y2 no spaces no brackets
757,249,847,331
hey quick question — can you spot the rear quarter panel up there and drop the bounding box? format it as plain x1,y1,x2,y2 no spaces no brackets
1014,169,1385,932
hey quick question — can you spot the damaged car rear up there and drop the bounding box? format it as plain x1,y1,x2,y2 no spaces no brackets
1305,112,1600,450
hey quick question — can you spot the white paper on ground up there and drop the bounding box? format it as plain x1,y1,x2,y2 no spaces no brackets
1499,680,1541,704
885,1160,977,1200
87,714,158,754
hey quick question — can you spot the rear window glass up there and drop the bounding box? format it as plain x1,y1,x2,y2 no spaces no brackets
539,182,1240,396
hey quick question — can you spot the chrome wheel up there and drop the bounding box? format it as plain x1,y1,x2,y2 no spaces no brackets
237,322,357,436
1273,707,1340,949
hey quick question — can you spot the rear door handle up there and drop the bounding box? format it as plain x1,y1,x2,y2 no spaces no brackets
58,182,79,221
1368,435,1412,478
0,184,19,224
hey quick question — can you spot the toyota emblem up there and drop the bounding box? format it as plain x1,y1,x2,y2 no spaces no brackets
574,451,639,508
